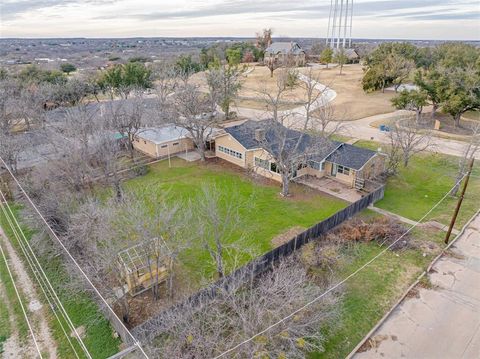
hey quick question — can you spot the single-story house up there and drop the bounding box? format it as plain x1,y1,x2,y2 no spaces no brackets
264,42,306,67
333,48,360,63
132,125,194,158
214,120,385,189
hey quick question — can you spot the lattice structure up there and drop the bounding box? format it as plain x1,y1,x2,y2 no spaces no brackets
117,238,171,297
326,0,354,49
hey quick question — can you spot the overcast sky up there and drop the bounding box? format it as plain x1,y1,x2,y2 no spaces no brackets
1,0,479,40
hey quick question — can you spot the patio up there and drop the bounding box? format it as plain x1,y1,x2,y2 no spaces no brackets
296,175,364,203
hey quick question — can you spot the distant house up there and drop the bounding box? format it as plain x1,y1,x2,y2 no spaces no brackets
132,125,194,158
214,120,385,189
333,48,360,63
264,42,306,67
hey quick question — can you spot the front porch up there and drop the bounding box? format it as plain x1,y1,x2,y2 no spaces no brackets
295,175,366,203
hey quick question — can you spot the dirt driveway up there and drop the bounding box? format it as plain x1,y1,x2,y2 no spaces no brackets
0,224,58,358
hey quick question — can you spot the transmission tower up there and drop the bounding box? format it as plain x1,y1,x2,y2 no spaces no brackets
326,0,353,49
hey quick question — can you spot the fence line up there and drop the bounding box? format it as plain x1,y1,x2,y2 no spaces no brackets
133,184,385,340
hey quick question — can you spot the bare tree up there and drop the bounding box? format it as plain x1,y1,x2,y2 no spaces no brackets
258,69,336,196
91,132,125,200
103,97,145,159
206,63,244,120
452,123,480,196
297,68,344,138
388,120,433,168
265,57,280,78
191,185,246,278
141,256,341,359
0,131,25,174
171,82,217,161
66,198,134,323
310,102,345,138
0,78,22,133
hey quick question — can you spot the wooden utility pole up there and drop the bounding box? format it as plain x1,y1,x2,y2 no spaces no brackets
445,158,475,244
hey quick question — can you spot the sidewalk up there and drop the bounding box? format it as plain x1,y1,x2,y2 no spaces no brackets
353,213,480,359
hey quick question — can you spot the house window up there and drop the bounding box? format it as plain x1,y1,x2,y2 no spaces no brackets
270,162,280,173
143,140,147,145
172,142,179,146
308,160,325,171
160,144,168,148
254,157,269,170
218,145,243,159
337,165,350,175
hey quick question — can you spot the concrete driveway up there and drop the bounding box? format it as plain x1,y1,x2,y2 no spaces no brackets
353,213,480,359
335,111,480,160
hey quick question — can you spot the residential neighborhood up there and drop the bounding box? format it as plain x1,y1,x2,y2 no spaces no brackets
0,1,479,359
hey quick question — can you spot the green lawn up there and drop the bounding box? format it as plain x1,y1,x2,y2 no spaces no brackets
125,158,347,281
0,205,121,359
357,140,480,228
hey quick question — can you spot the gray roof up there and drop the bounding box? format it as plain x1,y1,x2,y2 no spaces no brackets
265,42,305,55
326,143,377,170
333,48,359,60
136,125,189,144
225,120,377,169
224,120,339,160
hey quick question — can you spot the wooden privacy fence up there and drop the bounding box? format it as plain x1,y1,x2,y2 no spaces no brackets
133,184,385,340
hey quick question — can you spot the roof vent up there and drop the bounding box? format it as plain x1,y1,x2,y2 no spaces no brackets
255,128,266,142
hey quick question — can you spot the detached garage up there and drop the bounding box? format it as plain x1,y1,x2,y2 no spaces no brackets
132,125,194,158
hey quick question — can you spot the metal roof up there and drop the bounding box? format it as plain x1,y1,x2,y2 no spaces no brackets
135,125,190,144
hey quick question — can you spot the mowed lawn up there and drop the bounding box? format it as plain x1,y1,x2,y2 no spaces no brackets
125,158,347,280
357,140,480,228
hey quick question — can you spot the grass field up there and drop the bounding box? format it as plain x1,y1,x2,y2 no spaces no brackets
0,206,121,359
190,63,395,120
125,158,347,281
308,64,396,121
357,140,480,228
310,223,445,358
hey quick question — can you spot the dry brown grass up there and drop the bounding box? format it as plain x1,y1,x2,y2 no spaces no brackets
190,65,321,105
190,63,396,120
306,64,396,120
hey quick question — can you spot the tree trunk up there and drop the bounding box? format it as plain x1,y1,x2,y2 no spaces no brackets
339,65,343,75
281,174,290,197
416,109,422,124
270,67,274,78
454,113,461,128
403,153,409,167
431,103,438,119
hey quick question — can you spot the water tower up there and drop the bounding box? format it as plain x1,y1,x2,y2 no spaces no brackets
326,0,353,49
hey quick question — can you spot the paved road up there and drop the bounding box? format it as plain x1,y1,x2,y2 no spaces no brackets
354,213,480,359
335,112,480,160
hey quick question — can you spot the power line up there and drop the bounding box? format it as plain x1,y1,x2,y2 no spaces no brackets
0,240,43,358
0,193,83,359
213,173,469,358
0,156,150,359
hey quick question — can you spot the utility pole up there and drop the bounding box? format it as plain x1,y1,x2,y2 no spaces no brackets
445,158,475,244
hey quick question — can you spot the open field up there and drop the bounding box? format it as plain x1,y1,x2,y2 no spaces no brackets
357,140,480,228
307,64,396,120
125,158,347,282
191,63,396,120
0,205,121,359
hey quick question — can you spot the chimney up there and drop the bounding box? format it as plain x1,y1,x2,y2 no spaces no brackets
255,128,266,142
